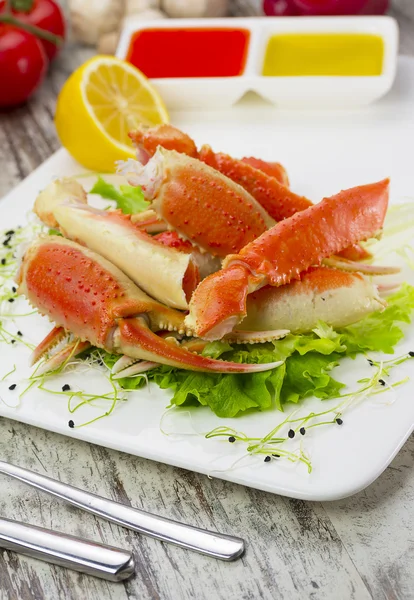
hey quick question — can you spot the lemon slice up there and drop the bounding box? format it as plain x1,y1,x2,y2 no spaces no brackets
55,56,169,172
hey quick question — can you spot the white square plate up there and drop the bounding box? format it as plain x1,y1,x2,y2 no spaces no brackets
1,57,413,501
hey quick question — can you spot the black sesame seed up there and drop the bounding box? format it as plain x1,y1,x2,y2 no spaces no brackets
264,455,271,462
379,379,386,386
62,384,71,392
17,331,22,336
288,429,295,439
68,420,75,428
228,436,236,443
8,384,16,390
272,454,280,458
1,259,5,265
8,298,14,303
336,418,343,425
11,340,15,344
300,427,306,436
11,286,16,293
367,359,374,366
3,240,9,247
5,230,15,237
409,351,414,358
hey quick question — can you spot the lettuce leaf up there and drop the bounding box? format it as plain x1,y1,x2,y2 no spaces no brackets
339,283,414,355
112,284,414,418
90,177,149,214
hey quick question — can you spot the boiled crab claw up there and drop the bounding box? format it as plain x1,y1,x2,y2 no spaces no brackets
17,236,283,374
34,179,208,310
118,148,274,257
186,178,390,339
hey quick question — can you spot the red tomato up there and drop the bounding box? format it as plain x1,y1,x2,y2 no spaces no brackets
0,0,65,61
263,0,300,15
0,23,47,107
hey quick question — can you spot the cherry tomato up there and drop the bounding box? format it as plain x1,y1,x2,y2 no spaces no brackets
263,0,300,15
0,23,47,108
0,0,65,61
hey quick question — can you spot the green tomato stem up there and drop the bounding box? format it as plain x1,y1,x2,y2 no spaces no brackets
0,13,63,47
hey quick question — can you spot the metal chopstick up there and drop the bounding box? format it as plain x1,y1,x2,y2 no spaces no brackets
0,460,245,561
0,517,135,581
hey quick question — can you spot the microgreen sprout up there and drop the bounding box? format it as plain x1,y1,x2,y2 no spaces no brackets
203,359,407,474
1,365,16,381
366,202,414,266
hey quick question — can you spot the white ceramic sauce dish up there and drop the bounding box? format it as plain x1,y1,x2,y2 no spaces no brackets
116,16,399,109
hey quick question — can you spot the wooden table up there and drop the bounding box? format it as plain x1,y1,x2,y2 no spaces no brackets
1,2,414,599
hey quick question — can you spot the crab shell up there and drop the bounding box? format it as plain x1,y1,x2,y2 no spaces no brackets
17,236,282,374
118,148,275,257
34,179,212,310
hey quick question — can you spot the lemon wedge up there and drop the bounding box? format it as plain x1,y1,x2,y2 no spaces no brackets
55,56,169,172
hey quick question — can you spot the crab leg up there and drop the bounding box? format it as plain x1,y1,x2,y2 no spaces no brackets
240,267,385,334
128,124,290,186
185,178,389,339
18,237,281,374
199,147,373,262
199,145,311,221
119,148,274,257
34,180,202,310
240,157,290,188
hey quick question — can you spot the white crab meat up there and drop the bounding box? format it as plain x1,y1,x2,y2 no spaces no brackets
239,267,385,334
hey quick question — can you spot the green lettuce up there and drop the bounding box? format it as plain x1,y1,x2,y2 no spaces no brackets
111,284,414,418
90,177,149,214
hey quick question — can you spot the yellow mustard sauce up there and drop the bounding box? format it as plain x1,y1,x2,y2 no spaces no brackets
262,33,384,77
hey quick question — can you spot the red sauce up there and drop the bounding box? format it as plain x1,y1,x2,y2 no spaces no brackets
126,28,250,78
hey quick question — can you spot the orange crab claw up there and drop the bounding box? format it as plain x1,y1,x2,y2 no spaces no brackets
119,148,274,257
34,180,202,310
18,237,281,374
186,179,389,339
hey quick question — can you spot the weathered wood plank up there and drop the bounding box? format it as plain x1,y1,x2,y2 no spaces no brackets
0,420,374,600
